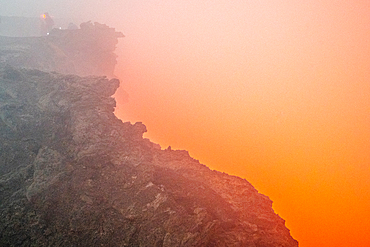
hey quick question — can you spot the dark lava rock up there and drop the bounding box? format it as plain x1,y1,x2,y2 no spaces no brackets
0,21,297,246
0,22,123,78
0,66,298,246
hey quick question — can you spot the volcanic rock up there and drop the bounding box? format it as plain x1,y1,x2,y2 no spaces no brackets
0,21,123,77
0,23,298,247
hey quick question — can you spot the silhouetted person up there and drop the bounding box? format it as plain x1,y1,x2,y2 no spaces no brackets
40,12,54,35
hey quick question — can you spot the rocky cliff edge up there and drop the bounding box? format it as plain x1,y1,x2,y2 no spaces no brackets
0,21,123,78
0,23,298,247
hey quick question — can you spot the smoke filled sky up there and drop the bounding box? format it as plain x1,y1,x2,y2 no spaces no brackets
2,1,370,246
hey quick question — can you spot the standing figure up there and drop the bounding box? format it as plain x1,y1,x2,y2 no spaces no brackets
40,12,54,35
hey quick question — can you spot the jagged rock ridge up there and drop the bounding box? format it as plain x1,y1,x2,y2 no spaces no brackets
0,24,298,247
0,22,123,77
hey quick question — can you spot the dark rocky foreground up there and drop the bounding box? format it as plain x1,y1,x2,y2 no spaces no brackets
0,23,298,247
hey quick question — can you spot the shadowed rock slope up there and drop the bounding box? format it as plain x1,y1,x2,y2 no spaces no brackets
0,66,298,246
0,22,298,246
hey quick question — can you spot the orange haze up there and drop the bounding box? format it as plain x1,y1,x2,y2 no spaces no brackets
113,2,370,246
2,1,370,246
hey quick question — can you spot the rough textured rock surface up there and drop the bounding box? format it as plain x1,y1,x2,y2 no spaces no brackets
0,22,123,77
0,67,298,247
0,23,298,246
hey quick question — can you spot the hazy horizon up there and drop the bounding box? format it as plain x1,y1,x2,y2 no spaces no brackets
1,1,370,246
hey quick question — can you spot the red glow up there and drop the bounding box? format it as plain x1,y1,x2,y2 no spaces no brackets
106,1,370,246
2,0,369,245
